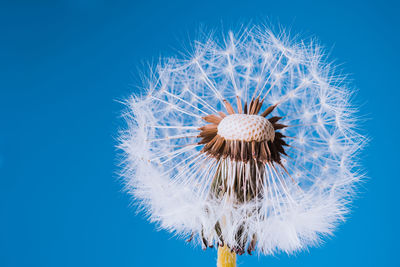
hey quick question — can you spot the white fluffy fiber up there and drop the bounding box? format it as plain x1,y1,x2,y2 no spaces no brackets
118,26,366,255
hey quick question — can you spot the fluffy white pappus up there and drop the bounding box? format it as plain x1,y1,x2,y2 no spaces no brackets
118,26,366,255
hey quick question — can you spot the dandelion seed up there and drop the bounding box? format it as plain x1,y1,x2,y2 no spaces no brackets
118,25,366,266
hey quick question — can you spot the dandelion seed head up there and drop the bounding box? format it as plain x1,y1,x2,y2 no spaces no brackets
118,25,366,256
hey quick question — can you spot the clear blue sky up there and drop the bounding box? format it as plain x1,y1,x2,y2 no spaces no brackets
1,1,399,266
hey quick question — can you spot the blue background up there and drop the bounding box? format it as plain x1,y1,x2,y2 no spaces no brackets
1,1,399,266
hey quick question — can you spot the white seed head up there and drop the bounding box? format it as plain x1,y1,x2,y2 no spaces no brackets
218,114,275,142
119,26,367,256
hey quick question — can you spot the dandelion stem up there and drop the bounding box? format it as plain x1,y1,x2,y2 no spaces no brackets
217,245,236,267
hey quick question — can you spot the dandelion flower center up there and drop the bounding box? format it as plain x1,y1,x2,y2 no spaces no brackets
217,114,275,142
198,97,288,164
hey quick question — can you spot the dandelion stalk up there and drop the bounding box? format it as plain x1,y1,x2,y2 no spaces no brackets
217,245,236,267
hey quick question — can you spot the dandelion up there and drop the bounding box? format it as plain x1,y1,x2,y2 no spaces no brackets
118,26,366,266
